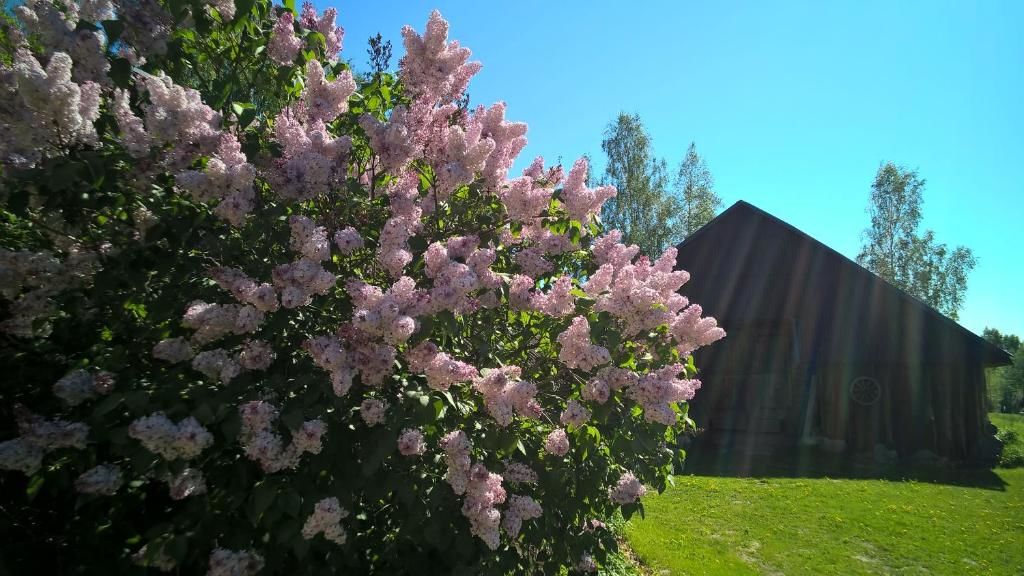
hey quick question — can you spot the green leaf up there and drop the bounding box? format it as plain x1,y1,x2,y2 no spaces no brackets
101,19,125,43
281,409,304,431
25,475,45,501
250,482,277,520
279,490,301,517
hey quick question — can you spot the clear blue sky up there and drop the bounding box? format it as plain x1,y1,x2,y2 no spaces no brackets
328,0,1024,338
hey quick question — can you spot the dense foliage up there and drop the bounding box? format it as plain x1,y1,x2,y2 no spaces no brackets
0,1,725,574
983,328,1023,414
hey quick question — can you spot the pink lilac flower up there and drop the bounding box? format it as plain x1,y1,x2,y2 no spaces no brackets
501,461,538,485
209,267,279,312
399,10,481,103
237,401,325,473
347,276,425,345
238,339,275,370
207,549,264,576
560,157,616,222
112,88,150,157
300,2,344,58
559,400,591,428
333,227,363,254
397,428,426,456
502,494,542,538
303,60,355,123
461,463,506,549
52,369,100,406
128,414,213,461
271,259,336,308
501,167,554,222
74,464,123,495
531,275,575,317
2,50,101,166
359,398,387,426
473,366,539,427
289,215,331,261
670,303,727,356
556,316,611,372
0,410,89,474
627,364,702,426
544,428,570,457
440,430,472,495
304,335,355,396
175,134,258,224
268,12,301,65
475,101,528,187
577,554,598,573
609,471,646,505
302,497,349,544
269,109,352,201
406,341,478,391
192,348,243,384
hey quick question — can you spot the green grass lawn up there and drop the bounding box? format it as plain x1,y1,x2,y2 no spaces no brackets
624,424,1024,575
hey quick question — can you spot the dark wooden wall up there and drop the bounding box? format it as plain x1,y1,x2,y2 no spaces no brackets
676,203,1004,461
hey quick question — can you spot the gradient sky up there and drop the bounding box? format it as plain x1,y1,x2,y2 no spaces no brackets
328,0,1023,338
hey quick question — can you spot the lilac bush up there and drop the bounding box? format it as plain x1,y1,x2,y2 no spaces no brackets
0,0,724,573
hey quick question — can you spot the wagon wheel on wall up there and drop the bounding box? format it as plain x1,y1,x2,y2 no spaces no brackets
849,376,881,407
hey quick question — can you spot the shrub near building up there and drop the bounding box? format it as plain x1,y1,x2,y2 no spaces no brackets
0,1,724,573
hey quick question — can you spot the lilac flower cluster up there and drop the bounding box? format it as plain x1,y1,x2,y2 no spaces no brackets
421,236,502,314
268,12,301,65
299,2,344,58
175,134,256,226
238,401,325,473
128,413,214,460
52,369,114,406
397,428,426,456
501,461,539,485
359,398,388,426
461,463,507,550
301,497,349,544
544,428,570,457
502,494,542,538
0,409,89,475
608,471,646,505
406,341,478,391
348,276,424,345
183,300,264,345
1,49,101,166
472,366,540,427
559,399,591,428
207,548,264,576
0,247,98,339
556,316,611,373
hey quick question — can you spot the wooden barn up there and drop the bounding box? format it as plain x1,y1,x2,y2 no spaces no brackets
675,201,1012,465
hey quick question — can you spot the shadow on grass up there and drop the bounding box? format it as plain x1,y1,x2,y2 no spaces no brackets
681,441,1010,491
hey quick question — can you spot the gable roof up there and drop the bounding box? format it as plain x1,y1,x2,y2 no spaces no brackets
675,200,1012,367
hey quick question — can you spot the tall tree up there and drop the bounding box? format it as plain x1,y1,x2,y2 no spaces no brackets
674,142,722,236
857,162,976,320
599,113,677,256
983,327,1022,354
